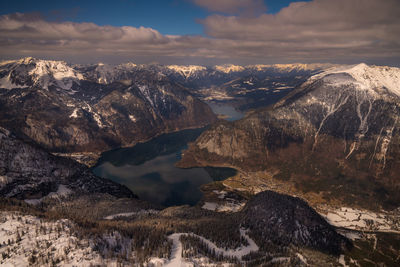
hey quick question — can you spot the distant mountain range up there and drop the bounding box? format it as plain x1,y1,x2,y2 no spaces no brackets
0,58,333,157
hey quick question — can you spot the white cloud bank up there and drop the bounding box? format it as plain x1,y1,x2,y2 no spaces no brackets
1,0,399,65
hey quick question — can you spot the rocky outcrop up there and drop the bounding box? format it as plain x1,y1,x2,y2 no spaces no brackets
179,64,400,209
242,190,351,254
0,127,135,200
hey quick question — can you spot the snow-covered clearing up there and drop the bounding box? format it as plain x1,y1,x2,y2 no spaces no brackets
321,207,400,233
202,190,246,213
202,201,245,212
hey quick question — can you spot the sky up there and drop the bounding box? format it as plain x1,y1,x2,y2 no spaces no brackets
0,0,399,66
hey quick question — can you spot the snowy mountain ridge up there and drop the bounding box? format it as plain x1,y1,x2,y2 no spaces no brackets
249,63,336,72
0,57,83,91
309,63,400,98
3,58,399,99
214,64,245,73
0,57,338,88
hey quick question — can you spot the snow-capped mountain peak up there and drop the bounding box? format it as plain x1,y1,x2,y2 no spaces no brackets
18,57,35,65
166,65,206,78
310,63,400,97
0,58,84,91
120,62,137,68
214,64,245,73
30,59,83,79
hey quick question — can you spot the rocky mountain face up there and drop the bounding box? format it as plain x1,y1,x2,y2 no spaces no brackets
179,63,400,209
242,190,350,255
0,127,135,200
0,58,217,154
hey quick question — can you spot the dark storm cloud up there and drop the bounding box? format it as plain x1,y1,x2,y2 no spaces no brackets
1,0,399,65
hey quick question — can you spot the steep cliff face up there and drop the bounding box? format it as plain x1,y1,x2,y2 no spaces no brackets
0,127,135,200
0,58,217,153
179,64,400,208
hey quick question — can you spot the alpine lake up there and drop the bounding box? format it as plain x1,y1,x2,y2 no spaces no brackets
93,102,244,207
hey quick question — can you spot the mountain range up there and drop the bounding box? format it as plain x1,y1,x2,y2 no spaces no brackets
0,58,217,160
1,58,399,266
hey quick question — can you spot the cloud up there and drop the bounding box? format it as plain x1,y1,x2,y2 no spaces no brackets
0,13,179,63
0,0,400,66
192,0,266,15
200,0,400,63
0,13,167,43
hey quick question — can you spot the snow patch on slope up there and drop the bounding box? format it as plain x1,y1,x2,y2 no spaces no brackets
129,115,137,122
138,85,155,107
69,108,79,118
0,74,28,89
